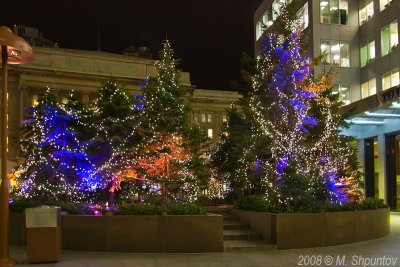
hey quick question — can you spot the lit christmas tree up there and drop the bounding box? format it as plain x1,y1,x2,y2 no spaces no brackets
12,89,104,202
213,1,361,208
133,40,208,208
89,80,140,200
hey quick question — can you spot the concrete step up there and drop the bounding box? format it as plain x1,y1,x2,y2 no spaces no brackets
223,229,262,240
203,205,233,216
224,240,276,251
223,215,240,221
223,220,249,230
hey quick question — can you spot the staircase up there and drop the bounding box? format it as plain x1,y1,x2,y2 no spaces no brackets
205,205,276,251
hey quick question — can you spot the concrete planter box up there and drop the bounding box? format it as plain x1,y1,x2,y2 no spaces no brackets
10,213,223,253
232,208,389,250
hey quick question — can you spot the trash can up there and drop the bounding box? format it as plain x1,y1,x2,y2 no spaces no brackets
25,206,61,263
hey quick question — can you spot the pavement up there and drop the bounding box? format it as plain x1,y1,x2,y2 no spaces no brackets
9,213,400,267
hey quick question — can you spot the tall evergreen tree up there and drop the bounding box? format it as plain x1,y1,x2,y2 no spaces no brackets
90,79,140,197
12,89,103,202
134,40,207,208
212,1,361,207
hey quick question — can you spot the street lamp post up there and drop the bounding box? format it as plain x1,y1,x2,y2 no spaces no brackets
0,26,33,266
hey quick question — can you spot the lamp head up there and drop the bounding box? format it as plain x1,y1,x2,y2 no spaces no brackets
0,26,34,64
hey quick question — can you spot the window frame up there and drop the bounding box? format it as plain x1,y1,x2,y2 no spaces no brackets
381,21,399,57
320,0,349,25
359,0,374,25
321,40,350,68
332,83,351,105
360,40,376,68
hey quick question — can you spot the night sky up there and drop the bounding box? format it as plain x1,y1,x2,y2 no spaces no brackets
1,0,262,90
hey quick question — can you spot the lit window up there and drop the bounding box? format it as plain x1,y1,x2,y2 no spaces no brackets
207,129,213,138
297,2,309,30
61,97,68,104
381,21,398,56
256,19,263,40
320,0,348,25
207,114,213,123
361,78,376,98
256,11,273,40
382,68,399,90
32,95,38,107
360,40,375,67
359,1,374,25
332,84,351,105
272,0,290,20
201,113,206,123
380,0,391,11
222,114,228,123
321,40,350,67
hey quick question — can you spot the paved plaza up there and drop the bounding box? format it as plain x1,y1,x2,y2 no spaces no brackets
9,213,400,267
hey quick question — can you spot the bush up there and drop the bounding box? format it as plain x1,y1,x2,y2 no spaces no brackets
114,203,162,215
9,200,41,213
167,202,206,215
236,195,278,213
197,195,227,206
9,200,81,214
236,195,387,213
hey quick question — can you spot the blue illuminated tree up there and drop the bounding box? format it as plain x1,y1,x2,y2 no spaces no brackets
12,89,104,202
222,2,361,208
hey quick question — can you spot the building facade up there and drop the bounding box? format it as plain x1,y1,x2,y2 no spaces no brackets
2,46,241,161
254,0,400,210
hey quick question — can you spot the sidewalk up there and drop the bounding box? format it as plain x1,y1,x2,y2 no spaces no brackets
10,213,400,267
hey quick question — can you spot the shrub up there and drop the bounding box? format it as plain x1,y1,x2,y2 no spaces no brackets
236,195,387,213
236,195,279,213
167,202,206,215
9,200,81,214
114,203,162,215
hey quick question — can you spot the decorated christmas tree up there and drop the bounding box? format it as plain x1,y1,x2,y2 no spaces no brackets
89,79,140,199
12,89,104,202
212,1,361,208
133,40,207,208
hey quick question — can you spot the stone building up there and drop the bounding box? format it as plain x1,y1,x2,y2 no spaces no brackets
3,46,241,160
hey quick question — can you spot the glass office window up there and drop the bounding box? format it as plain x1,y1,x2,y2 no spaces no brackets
360,40,375,67
207,113,213,123
381,21,399,56
207,129,213,138
297,2,309,30
332,84,351,105
361,78,376,98
380,0,391,11
222,114,228,123
321,40,350,67
383,68,400,90
320,0,348,25
32,95,38,107
201,113,206,123
359,0,374,25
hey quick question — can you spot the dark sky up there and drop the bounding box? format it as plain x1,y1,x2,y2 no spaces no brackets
1,0,262,90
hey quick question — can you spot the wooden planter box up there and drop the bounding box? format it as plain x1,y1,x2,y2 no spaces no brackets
9,213,223,253
232,208,390,249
